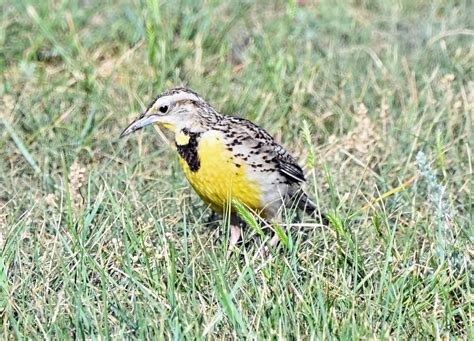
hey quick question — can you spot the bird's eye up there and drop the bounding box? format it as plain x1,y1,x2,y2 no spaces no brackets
159,105,168,113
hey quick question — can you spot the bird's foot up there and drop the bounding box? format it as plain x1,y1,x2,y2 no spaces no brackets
226,224,241,259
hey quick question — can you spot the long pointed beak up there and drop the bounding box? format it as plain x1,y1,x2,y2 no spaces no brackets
120,115,160,138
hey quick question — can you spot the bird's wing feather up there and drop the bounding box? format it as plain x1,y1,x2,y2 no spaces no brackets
272,145,305,183
222,116,305,183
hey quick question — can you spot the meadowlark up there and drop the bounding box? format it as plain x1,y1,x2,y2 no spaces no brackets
120,87,326,255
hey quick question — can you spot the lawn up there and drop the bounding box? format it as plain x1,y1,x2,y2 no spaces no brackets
0,0,472,338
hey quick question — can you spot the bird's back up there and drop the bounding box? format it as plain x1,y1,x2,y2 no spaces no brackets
176,114,307,218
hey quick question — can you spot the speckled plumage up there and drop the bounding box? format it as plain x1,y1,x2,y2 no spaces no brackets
121,87,326,254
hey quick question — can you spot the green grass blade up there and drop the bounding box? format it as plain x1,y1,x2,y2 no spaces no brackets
0,114,41,174
233,201,265,237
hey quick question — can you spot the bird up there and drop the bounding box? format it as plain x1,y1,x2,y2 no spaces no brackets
120,87,326,256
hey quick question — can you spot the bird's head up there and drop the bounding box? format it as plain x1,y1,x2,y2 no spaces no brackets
120,87,210,138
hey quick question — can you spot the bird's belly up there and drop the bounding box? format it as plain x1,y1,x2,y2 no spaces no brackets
178,134,262,214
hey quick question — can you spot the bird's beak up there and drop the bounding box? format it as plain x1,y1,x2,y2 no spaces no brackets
120,115,160,138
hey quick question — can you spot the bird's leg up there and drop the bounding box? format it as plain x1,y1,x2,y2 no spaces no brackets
227,214,242,258
268,232,281,247
265,212,284,254
261,229,282,257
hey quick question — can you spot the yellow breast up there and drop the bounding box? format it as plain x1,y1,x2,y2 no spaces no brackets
177,130,262,214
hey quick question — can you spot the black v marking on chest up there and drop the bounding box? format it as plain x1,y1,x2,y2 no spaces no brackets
176,130,201,172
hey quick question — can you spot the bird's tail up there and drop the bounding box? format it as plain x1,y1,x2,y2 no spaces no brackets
297,192,329,225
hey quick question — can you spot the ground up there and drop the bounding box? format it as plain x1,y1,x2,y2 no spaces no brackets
0,0,472,338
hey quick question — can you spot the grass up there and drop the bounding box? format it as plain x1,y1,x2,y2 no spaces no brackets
1,0,472,338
